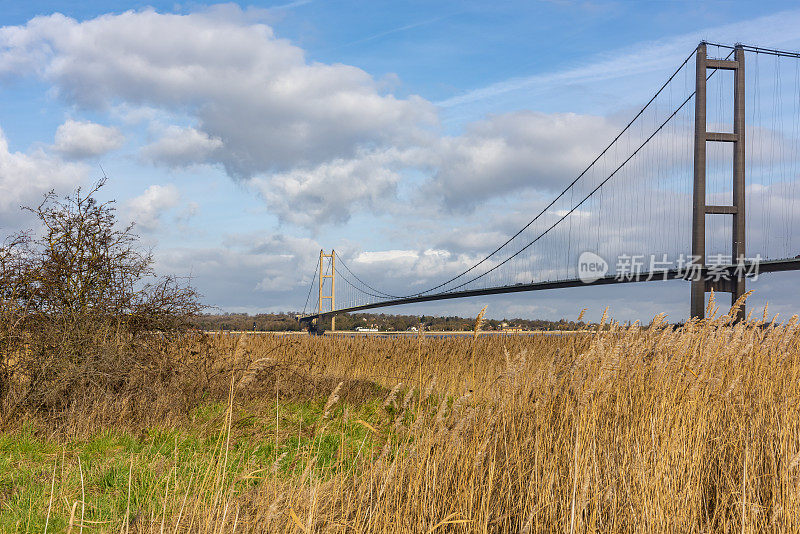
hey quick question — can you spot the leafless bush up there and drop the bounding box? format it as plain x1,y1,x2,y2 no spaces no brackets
0,179,203,422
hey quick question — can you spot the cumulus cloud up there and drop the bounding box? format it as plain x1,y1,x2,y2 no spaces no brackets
126,184,181,231
251,108,627,222
434,230,510,255
0,6,707,228
0,7,443,227
426,111,616,209
1,9,638,227
347,247,485,291
52,119,124,159
0,7,436,176
155,232,321,310
0,127,87,228
252,148,418,226
244,109,629,224
142,126,222,167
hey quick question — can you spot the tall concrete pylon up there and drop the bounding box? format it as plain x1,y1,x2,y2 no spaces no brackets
691,43,746,319
318,250,336,331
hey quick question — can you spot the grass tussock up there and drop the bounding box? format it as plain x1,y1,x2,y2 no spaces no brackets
2,296,800,532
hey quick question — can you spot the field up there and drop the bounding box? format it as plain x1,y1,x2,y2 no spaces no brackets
2,304,800,533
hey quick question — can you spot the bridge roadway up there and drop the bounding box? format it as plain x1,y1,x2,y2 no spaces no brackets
298,258,800,322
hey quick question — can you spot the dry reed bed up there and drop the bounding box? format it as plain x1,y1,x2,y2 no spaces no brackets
6,301,800,532
209,304,800,532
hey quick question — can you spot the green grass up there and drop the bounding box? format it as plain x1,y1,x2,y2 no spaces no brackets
0,397,386,532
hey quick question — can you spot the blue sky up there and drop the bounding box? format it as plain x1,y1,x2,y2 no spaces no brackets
1,0,799,322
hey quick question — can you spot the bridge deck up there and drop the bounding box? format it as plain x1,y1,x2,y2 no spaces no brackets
298,258,800,321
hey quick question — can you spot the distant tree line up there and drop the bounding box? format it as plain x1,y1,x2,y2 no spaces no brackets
190,312,585,332
191,313,303,331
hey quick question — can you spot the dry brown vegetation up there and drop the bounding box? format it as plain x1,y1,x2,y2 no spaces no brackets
0,180,201,423
3,294,800,532
3,183,800,531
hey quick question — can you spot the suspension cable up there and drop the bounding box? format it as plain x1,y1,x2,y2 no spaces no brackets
441,48,737,293
335,253,401,299
302,259,319,315
402,46,699,298
443,90,700,293
320,44,750,306
704,41,800,59
337,271,402,299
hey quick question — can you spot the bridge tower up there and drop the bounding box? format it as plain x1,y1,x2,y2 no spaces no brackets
691,42,746,319
318,249,336,331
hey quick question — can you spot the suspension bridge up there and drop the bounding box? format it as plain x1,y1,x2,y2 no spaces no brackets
299,42,800,327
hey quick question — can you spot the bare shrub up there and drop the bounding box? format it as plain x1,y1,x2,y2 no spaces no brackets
0,179,202,423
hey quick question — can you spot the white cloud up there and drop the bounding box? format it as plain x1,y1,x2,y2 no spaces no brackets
435,230,513,254
0,7,436,177
244,108,625,223
252,108,627,218
346,247,487,291
354,249,420,264
0,127,87,228
426,111,616,209
155,232,321,310
0,7,440,228
52,119,124,159
142,126,222,167
126,184,180,231
252,148,412,226
177,201,199,223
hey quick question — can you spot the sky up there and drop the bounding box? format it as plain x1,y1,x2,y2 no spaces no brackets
1,0,799,323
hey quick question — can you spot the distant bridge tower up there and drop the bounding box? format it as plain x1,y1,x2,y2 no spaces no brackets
691,42,746,319
318,249,336,331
